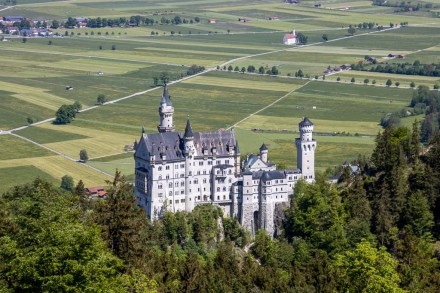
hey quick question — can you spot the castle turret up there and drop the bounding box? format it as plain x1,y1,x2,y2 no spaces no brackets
157,84,175,133
259,143,268,163
295,117,316,182
183,119,195,211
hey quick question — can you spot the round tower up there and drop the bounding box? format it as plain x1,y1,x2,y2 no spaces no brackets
183,119,195,212
295,117,317,182
157,83,175,133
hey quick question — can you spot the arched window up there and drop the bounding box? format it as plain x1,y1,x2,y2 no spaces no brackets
217,187,220,192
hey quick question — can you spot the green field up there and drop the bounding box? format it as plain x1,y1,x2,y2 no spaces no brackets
1,0,438,188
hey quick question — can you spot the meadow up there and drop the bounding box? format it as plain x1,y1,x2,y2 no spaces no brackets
0,0,438,189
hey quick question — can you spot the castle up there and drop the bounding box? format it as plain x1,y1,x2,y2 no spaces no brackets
134,85,316,236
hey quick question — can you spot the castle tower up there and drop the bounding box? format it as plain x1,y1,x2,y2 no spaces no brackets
295,117,317,182
157,84,175,133
259,143,268,163
183,119,195,212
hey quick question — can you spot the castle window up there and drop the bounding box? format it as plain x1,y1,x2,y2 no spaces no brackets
216,160,221,165
159,175,162,180
225,160,229,164
181,190,184,194
175,182,178,187
199,161,203,166
169,200,172,204
223,187,226,191
158,166,162,171
208,161,212,165
217,196,220,200
158,184,163,189
175,164,178,169
181,164,185,168
166,175,169,179
189,171,192,176
194,179,198,184
198,196,200,200
181,182,184,186
203,179,207,183
217,187,220,192
223,195,226,200
168,183,172,188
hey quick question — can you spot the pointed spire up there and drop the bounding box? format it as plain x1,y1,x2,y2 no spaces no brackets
142,126,145,133
184,119,193,139
260,143,268,151
161,83,172,106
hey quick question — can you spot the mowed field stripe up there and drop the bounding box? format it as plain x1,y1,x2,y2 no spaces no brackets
0,80,72,110
182,75,303,92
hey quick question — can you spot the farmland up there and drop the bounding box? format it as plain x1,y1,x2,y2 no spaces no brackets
0,0,439,190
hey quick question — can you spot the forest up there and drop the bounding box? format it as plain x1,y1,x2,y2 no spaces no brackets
0,123,440,292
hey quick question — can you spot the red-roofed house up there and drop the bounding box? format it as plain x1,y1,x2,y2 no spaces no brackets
283,30,297,45
86,186,107,198
208,18,216,24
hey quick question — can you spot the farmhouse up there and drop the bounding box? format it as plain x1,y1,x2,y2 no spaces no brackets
134,85,317,236
238,17,249,22
283,29,297,45
208,18,216,24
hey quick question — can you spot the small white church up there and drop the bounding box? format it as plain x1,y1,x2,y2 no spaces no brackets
283,29,297,45
134,85,316,236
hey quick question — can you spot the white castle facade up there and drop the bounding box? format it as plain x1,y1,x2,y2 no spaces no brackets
134,85,316,236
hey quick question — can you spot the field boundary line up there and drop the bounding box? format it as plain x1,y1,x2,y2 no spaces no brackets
228,81,311,130
10,133,114,178
0,47,190,67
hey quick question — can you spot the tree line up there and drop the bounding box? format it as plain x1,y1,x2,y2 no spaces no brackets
353,59,440,77
61,15,201,29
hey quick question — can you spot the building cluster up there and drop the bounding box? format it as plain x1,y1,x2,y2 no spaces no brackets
134,85,317,236
0,16,53,36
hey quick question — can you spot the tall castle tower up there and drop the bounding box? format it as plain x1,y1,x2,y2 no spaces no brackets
157,84,175,133
295,117,316,182
183,119,196,212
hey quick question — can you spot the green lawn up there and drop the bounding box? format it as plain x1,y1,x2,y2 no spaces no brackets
0,135,52,160
0,165,57,195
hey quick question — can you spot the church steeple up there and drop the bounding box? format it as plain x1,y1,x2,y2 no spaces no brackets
157,83,175,133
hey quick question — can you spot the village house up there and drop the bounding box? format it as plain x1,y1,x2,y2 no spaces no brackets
238,17,249,22
86,186,107,198
208,18,216,24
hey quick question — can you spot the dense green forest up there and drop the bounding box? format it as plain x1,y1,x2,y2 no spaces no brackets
1,123,440,292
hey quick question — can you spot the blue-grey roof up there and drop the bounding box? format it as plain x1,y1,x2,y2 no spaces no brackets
160,84,172,106
299,117,314,127
251,170,286,181
135,129,237,162
260,143,268,151
184,119,193,139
